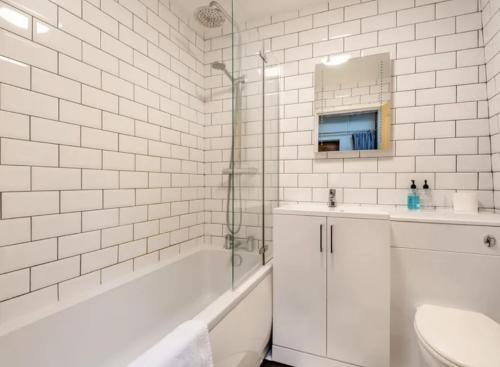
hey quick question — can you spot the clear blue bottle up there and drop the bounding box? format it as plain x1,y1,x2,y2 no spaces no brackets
407,180,420,210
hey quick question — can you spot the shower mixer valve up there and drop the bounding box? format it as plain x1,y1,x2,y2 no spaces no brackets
225,234,256,252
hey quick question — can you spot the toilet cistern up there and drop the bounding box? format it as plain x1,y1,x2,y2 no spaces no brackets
328,189,336,207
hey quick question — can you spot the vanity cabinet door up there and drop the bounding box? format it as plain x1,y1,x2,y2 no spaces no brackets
273,214,327,356
326,217,390,367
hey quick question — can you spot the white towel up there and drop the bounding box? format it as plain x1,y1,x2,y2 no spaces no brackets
128,320,214,367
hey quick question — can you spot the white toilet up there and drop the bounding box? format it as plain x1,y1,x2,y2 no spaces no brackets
414,304,500,367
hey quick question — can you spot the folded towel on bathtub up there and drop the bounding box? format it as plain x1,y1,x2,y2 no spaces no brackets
128,320,214,367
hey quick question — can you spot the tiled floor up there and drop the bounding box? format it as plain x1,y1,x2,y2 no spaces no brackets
260,360,290,367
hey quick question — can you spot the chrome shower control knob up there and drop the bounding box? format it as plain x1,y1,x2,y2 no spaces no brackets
484,235,497,248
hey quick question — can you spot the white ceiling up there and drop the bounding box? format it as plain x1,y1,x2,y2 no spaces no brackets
233,0,326,21
172,0,328,35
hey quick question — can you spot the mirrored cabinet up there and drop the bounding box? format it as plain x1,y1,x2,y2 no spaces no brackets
314,53,392,154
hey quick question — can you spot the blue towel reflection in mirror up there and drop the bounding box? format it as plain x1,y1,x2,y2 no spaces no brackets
352,130,376,150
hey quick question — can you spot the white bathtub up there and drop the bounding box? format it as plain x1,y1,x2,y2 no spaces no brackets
0,248,273,367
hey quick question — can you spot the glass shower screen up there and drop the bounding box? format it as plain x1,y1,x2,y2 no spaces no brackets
229,2,279,287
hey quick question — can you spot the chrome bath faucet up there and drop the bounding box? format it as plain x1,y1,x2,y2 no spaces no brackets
328,189,336,208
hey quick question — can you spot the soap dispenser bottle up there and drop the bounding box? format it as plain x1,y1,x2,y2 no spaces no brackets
421,179,432,210
407,180,420,210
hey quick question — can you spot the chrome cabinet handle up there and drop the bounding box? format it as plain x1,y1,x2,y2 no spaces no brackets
320,224,323,252
330,225,333,253
484,235,497,248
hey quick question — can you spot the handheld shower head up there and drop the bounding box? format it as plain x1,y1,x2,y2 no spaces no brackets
211,61,233,81
211,61,226,70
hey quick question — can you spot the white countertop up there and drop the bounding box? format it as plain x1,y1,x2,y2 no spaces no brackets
273,203,390,219
273,203,500,226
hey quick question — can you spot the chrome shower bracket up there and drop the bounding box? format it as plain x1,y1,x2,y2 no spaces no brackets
259,50,267,62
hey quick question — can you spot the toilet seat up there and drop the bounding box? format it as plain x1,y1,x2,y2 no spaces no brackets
414,305,500,367
415,324,460,367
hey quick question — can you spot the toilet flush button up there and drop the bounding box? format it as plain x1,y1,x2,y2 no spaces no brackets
484,235,496,248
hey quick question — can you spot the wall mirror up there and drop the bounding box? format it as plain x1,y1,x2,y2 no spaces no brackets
314,53,392,153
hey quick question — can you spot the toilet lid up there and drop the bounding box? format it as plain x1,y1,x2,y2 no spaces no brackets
414,305,500,367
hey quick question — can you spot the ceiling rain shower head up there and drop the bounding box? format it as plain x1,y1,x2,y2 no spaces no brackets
194,2,226,28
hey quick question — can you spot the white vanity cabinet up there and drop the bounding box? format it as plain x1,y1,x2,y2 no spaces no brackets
326,216,390,367
273,214,327,356
273,210,390,367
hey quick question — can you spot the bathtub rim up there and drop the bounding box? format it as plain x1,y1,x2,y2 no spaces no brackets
0,246,239,338
195,260,273,331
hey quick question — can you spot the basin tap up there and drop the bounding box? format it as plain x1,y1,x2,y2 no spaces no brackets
328,189,336,207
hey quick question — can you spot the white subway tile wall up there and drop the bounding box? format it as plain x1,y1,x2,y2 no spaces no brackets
0,0,497,323
0,0,205,322
482,0,500,209
204,0,491,221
